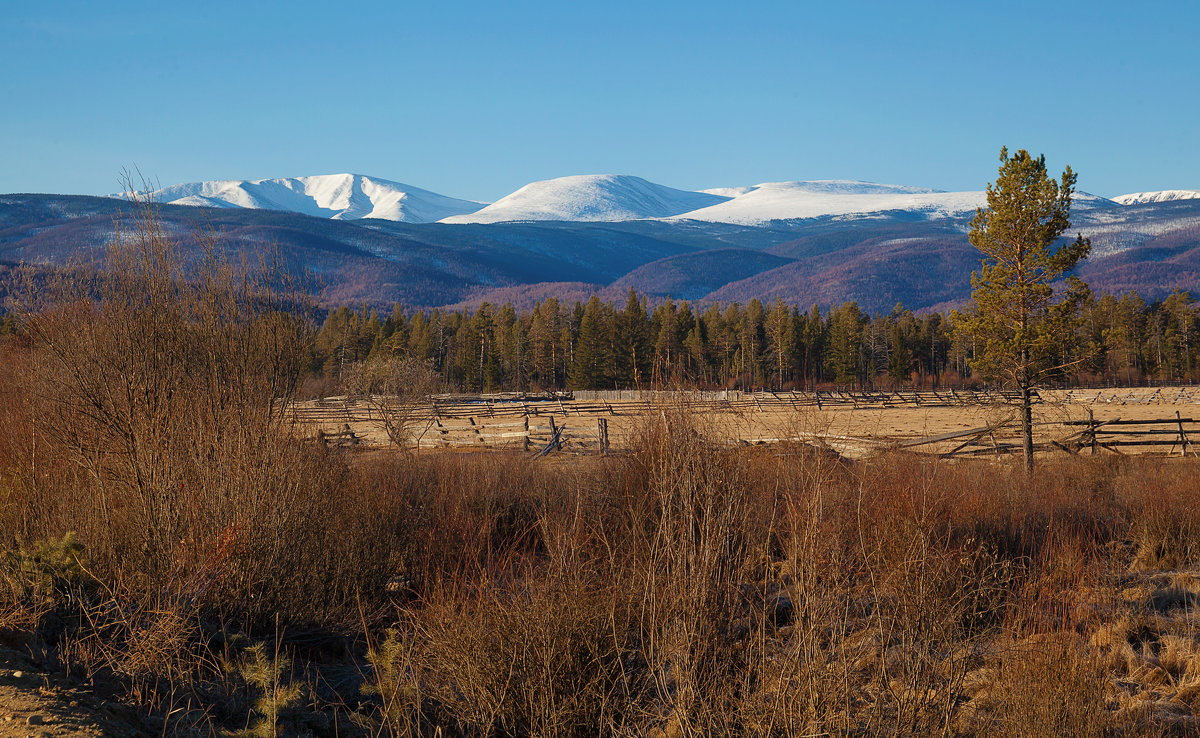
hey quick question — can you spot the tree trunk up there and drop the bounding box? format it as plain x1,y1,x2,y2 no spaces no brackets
1021,382,1034,473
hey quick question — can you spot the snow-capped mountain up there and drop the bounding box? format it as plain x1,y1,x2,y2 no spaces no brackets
441,176,1117,226
119,174,485,223
672,180,980,225
1113,190,1200,206
114,172,1135,227
439,174,729,224
7,183,1200,314
671,180,1118,226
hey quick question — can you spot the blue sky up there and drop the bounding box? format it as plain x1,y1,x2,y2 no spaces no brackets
2,0,1197,201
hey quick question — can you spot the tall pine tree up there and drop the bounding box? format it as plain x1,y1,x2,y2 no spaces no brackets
954,148,1091,471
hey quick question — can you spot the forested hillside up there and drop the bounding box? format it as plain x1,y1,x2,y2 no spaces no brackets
309,289,1200,392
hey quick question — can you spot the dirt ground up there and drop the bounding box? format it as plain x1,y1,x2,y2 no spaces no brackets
0,644,149,738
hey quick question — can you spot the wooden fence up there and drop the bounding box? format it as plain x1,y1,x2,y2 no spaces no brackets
287,389,1040,455
384,386,1032,422
412,415,611,453
1054,387,1200,405
290,388,1200,458
290,388,1038,424
899,413,1200,458
290,386,1200,433
1058,412,1198,456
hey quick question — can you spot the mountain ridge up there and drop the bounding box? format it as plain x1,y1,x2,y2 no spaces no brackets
4,192,1200,315
117,173,487,223
100,172,1143,227
1114,190,1200,206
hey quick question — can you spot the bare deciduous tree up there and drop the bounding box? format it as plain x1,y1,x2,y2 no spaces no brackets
346,354,442,449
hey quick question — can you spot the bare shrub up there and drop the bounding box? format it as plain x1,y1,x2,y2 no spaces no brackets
1117,463,1200,571
60,586,206,700
0,193,410,626
393,567,631,737
345,354,443,449
980,634,1112,737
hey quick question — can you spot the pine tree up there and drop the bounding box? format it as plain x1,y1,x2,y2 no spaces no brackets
569,297,609,389
799,304,824,388
651,300,680,386
764,297,794,388
954,147,1091,471
616,289,650,388
827,302,865,386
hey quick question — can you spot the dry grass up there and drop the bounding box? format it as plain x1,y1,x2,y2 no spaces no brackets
3,201,1200,735
347,429,1200,737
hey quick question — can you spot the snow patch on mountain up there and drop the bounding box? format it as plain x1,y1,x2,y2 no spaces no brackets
671,180,1119,225
667,180,980,224
439,174,730,224
1113,190,1200,206
120,174,486,223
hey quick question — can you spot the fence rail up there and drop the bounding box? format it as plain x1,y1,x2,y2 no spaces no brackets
411,415,612,453
288,387,1200,457
901,413,1200,458
286,388,1041,427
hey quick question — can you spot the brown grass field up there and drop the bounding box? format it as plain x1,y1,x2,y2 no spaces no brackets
291,387,1200,459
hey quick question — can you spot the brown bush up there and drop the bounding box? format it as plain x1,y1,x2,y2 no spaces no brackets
0,197,410,628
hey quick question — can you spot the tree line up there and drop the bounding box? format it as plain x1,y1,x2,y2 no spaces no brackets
308,288,1200,393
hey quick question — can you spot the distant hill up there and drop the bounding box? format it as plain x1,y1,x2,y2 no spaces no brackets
3,186,1200,314
102,171,1161,230
1113,190,1200,206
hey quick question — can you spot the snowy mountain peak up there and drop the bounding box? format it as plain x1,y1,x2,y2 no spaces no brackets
697,180,940,200
111,172,1135,227
1113,190,1200,206
119,174,486,223
439,174,730,224
671,180,981,225
767,180,942,195
673,181,1118,226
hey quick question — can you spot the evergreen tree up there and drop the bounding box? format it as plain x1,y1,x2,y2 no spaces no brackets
764,297,794,388
954,148,1092,471
712,304,740,385
683,309,709,384
887,322,911,385
799,304,825,388
569,296,610,389
616,289,651,388
528,300,558,388
408,311,434,362
1162,290,1197,380
651,300,681,386
740,299,767,387
827,302,865,386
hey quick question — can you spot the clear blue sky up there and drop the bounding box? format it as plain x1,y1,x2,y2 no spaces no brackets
2,0,1197,201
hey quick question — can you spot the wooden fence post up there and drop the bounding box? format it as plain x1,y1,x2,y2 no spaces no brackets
598,417,609,453
1177,411,1192,456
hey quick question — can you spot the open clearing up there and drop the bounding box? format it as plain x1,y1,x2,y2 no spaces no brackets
289,386,1200,458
